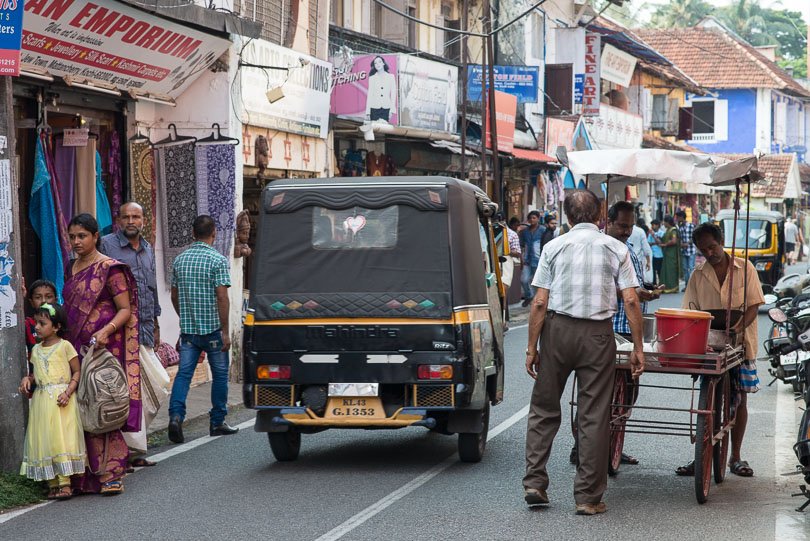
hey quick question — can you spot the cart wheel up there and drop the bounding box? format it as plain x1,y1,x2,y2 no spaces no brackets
694,378,716,504
608,371,629,477
713,374,731,484
458,402,490,463
268,428,301,462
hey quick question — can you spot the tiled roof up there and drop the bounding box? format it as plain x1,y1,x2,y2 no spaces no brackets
642,133,703,152
717,153,795,198
634,28,810,97
590,17,705,95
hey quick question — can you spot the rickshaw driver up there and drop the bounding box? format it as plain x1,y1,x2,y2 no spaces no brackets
675,223,765,478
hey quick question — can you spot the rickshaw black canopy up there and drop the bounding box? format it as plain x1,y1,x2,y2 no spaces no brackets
249,177,492,321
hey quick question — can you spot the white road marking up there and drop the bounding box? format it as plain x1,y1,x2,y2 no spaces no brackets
313,405,531,541
509,324,528,331
0,418,257,525
774,386,808,540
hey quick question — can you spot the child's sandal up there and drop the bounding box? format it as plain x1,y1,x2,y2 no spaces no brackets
55,486,72,500
46,487,60,500
100,480,123,495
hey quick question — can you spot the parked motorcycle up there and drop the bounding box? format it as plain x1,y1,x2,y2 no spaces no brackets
763,293,810,395
763,305,810,511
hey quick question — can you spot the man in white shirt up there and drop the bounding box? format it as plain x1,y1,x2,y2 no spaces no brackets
523,190,645,516
786,218,799,265
627,223,652,275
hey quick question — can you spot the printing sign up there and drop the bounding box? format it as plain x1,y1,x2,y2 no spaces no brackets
0,0,24,76
20,0,231,97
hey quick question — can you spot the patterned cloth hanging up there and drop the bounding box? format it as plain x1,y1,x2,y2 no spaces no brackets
108,132,123,225
195,143,236,258
129,140,157,245
154,140,197,282
95,150,113,235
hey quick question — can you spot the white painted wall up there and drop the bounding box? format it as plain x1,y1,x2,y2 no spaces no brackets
755,88,772,153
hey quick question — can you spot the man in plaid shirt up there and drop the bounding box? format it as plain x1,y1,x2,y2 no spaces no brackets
168,215,236,443
676,210,696,290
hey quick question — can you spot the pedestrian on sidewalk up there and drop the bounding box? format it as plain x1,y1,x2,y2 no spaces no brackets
18,303,86,501
523,190,645,516
786,217,799,265
519,210,544,307
168,215,238,443
100,202,162,469
676,210,695,290
649,220,664,284
660,216,680,293
63,213,140,496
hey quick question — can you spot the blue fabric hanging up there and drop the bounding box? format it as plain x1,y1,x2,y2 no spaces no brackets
95,150,113,235
29,135,65,301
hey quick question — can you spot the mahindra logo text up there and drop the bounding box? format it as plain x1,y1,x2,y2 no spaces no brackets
307,325,400,339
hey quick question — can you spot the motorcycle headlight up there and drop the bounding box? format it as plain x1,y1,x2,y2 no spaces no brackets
755,261,772,271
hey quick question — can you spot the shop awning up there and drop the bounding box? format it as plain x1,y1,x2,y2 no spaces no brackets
510,148,557,164
20,0,232,99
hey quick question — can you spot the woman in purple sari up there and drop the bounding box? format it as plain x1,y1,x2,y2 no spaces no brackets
64,214,140,495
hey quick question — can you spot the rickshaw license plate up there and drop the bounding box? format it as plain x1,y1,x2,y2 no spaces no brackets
325,397,385,419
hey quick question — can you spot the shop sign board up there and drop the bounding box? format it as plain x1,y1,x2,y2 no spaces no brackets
240,39,332,139
0,0,24,76
467,65,539,104
583,103,643,149
600,43,636,88
398,55,458,133
62,127,88,147
331,53,399,125
583,32,601,116
485,90,517,153
545,117,576,155
20,0,231,97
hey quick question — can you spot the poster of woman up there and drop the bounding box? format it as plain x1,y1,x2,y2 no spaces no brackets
330,53,399,125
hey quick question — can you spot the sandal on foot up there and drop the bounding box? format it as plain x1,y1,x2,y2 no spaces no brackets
729,460,753,477
100,480,124,495
55,486,72,500
46,487,60,500
620,453,639,465
675,460,695,476
130,457,156,467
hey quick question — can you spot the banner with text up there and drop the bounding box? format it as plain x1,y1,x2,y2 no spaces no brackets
240,39,332,139
21,0,231,97
0,0,24,76
485,90,517,153
583,32,601,116
467,65,539,104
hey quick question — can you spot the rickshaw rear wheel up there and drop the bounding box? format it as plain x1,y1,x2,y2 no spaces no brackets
458,402,490,463
268,428,301,461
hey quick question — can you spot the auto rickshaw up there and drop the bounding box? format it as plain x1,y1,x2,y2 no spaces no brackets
242,176,505,463
716,209,784,294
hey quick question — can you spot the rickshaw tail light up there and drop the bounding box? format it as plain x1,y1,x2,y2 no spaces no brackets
418,364,453,380
257,364,291,380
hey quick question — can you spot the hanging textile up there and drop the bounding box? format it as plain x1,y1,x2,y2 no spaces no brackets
155,140,197,282
74,137,97,217
42,134,71,260
129,140,157,244
108,132,123,225
95,151,113,234
195,143,236,258
29,135,65,301
53,138,75,224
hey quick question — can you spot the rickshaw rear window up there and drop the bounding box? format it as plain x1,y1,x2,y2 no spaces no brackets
313,206,398,249
722,220,771,250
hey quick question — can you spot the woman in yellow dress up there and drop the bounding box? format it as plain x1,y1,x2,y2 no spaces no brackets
19,303,86,500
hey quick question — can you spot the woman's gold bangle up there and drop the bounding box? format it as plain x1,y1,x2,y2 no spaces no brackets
108,321,118,332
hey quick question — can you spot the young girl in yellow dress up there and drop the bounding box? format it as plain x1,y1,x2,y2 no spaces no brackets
19,303,87,500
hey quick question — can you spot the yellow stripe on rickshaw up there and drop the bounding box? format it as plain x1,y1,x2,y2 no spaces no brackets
244,308,491,326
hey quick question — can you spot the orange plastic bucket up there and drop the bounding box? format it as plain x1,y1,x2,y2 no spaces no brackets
655,308,713,368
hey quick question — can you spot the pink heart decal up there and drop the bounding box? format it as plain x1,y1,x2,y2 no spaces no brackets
344,215,367,233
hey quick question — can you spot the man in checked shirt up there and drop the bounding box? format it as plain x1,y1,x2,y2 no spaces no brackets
523,191,645,516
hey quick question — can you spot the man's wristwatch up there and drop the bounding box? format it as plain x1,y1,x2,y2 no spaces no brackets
525,348,536,355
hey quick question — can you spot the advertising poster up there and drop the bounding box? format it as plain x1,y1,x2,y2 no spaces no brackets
583,32,601,116
398,56,458,133
239,39,332,139
0,0,23,76
20,0,231,97
467,65,539,104
331,53,399,125
485,90,517,153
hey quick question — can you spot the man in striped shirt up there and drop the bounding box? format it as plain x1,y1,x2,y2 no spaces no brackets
523,191,645,516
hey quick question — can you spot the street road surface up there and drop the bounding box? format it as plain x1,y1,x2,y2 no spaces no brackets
2,292,809,540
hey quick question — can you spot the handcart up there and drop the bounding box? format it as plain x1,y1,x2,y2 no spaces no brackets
558,148,766,504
